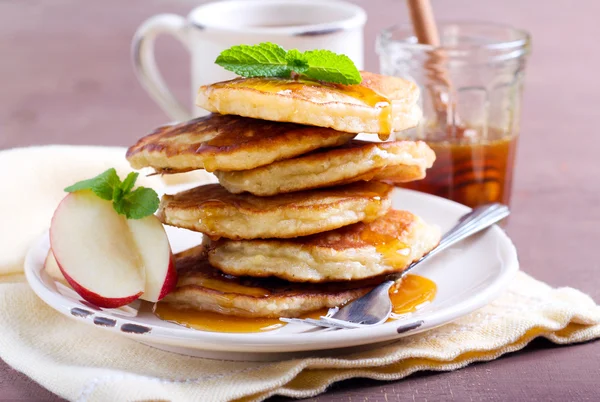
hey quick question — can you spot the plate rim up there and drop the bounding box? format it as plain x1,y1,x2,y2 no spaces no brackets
24,188,519,353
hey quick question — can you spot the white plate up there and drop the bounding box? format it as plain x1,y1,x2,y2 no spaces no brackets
25,189,518,361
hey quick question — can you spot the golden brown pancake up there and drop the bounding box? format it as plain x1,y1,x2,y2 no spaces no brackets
196,72,421,139
207,210,441,283
157,181,393,240
159,244,384,318
215,140,435,196
126,114,354,173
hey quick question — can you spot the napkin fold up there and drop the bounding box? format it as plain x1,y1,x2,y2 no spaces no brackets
1,146,599,402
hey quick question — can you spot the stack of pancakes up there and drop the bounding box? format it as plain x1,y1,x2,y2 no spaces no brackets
126,71,441,319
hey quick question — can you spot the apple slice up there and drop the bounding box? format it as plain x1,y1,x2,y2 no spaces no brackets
50,190,176,308
51,191,145,308
44,251,69,286
127,216,176,302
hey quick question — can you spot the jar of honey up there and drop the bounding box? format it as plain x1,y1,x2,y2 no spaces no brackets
377,22,530,208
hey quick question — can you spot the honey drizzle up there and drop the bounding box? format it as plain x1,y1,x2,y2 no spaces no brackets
359,227,412,269
389,274,437,315
363,196,383,220
377,103,393,141
192,277,271,298
220,78,393,138
154,275,436,333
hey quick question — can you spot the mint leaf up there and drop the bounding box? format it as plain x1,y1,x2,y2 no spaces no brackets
113,187,159,220
64,168,120,201
303,50,362,85
120,172,139,194
214,43,362,85
65,168,159,220
215,43,291,77
113,171,138,207
285,49,309,74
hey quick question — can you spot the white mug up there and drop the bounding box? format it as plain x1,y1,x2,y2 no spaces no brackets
132,0,366,121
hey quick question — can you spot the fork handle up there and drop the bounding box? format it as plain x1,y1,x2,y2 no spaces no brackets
392,203,510,279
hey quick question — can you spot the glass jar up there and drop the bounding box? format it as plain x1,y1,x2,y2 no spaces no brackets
377,22,531,208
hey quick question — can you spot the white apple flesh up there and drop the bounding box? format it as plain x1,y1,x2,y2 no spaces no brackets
127,215,177,302
50,190,176,308
44,251,69,286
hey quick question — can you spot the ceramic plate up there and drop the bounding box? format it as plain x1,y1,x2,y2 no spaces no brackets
25,188,518,361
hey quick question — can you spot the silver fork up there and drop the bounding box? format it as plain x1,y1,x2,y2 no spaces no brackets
281,203,510,329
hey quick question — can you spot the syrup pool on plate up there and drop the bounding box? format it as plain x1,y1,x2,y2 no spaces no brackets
154,274,437,333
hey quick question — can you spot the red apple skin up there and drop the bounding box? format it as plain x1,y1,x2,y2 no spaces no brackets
127,214,177,303
56,259,143,308
155,253,177,301
140,250,177,303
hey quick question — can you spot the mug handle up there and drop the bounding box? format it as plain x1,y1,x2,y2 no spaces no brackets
132,14,192,122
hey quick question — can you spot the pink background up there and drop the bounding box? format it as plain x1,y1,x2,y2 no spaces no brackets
1,0,599,400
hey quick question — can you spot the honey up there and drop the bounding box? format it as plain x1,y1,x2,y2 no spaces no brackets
154,305,285,333
359,226,412,268
363,196,383,220
154,274,436,333
389,274,437,315
401,127,517,208
191,277,271,298
377,103,392,140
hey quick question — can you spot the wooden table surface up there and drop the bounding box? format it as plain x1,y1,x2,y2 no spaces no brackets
1,0,599,400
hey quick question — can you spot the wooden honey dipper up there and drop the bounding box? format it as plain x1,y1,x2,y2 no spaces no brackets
406,0,460,130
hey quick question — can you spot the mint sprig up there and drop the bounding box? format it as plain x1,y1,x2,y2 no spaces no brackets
215,43,362,85
65,168,159,219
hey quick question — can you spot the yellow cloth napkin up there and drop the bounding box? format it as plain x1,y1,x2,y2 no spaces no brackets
1,146,599,402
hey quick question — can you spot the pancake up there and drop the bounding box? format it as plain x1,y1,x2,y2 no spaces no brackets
215,140,435,196
157,181,393,240
126,114,354,173
159,244,384,318
196,72,421,139
207,210,441,283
